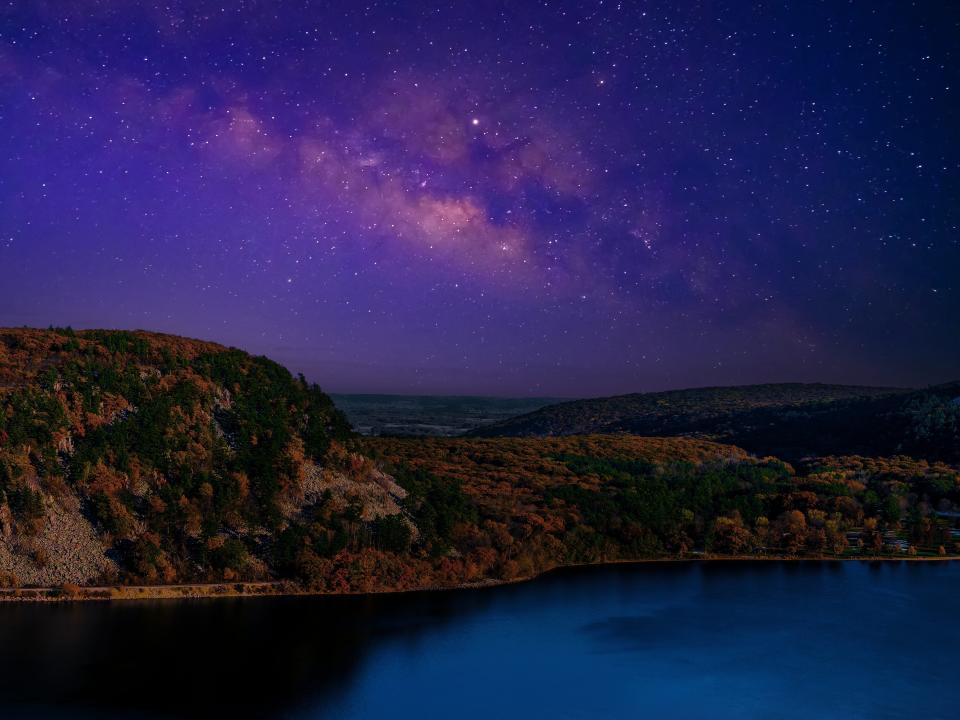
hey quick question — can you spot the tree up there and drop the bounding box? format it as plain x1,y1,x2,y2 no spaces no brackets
373,515,413,553
779,510,807,554
711,515,752,554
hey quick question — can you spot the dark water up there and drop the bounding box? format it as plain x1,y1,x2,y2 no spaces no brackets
1,561,957,719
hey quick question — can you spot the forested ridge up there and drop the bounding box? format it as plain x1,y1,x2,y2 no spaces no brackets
1,328,959,600
467,383,960,464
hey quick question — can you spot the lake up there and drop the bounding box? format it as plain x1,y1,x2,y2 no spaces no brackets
0,561,957,719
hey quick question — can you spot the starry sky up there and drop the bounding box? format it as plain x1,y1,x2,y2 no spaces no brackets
0,1,957,396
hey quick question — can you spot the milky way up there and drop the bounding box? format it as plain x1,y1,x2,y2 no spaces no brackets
0,1,957,394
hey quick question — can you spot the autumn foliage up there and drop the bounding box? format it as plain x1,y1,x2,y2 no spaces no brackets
1,328,959,596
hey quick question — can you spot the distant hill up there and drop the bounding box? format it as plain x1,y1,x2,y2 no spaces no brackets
467,382,960,462
466,383,905,436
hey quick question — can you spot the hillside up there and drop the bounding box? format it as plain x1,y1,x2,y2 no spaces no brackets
0,327,356,587
362,436,960,569
467,383,960,463
466,383,902,436
2,329,960,599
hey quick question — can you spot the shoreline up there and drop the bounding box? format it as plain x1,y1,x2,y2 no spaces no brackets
2,553,958,603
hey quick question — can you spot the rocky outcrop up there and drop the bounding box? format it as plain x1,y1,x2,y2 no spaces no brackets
301,461,411,523
0,493,116,587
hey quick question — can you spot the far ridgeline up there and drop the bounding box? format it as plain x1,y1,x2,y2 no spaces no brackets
466,382,960,464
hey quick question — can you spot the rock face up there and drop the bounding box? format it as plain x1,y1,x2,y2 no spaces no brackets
302,460,409,522
0,494,116,587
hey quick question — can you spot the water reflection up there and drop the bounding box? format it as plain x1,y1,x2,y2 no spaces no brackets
0,587,498,719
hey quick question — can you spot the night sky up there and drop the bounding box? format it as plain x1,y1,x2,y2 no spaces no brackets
0,1,957,395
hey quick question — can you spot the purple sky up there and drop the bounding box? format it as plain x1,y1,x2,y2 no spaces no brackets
0,1,957,396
